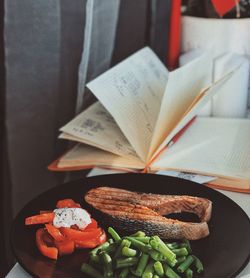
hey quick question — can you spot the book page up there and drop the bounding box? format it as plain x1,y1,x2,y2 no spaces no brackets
148,52,213,159
152,117,250,182
87,47,168,161
59,133,137,159
150,68,235,162
57,144,145,170
60,102,138,159
208,177,250,191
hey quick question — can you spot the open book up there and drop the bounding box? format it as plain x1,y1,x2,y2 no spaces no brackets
49,47,250,193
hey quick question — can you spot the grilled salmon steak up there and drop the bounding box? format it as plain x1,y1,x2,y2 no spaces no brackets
85,187,212,240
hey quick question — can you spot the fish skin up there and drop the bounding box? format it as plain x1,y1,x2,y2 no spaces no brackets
85,187,212,240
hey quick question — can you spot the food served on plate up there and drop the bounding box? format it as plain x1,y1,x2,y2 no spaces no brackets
25,198,106,259
24,190,208,277
85,187,212,240
81,227,204,278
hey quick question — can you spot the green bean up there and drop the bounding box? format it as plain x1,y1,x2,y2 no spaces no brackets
100,251,113,278
153,261,164,277
171,248,188,257
121,239,131,248
81,263,103,278
90,253,100,264
142,261,155,278
178,243,188,249
104,242,118,254
176,256,186,266
132,236,150,244
181,240,192,254
192,255,204,273
90,241,110,256
166,259,177,268
150,236,176,265
177,255,194,273
135,253,150,276
122,247,137,257
114,239,131,259
81,228,204,278
185,268,193,278
116,257,139,269
147,249,164,261
96,242,117,255
166,242,179,250
163,264,181,278
148,250,176,267
126,237,152,253
129,267,139,277
118,267,129,278
130,231,146,237
108,227,121,242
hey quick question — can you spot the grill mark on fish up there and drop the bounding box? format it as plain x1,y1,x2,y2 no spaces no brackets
87,188,211,221
85,187,212,240
89,202,159,217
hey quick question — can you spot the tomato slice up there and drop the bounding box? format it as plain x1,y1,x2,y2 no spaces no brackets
25,212,55,225
42,230,55,246
45,224,65,242
60,227,102,241
75,240,99,249
40,210,52,214
36,228,58,260
85,218,98,230
54,239,75,256
75,229,107,249
56,199,81,208
98,230,107,244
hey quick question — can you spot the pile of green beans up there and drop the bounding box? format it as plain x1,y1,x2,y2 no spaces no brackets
81,227,204,278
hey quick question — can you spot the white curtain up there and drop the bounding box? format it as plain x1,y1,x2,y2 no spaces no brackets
4,0,120,215
77,0,120,113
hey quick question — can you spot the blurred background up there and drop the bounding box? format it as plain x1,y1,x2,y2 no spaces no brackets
1,0,250,276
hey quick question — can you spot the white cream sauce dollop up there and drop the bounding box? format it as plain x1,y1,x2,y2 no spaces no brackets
53,208,91,229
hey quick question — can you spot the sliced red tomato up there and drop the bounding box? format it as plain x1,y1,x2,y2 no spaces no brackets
42,230,55,246
85,218,98,230
60,227,102,241
27,199,105,259
75,229,107,249
36,228,58,260
45,224,65,242
40,210,52,214
56,199,81,208
98,230,107,244
54,239,75,256
75,240,100,249
25,212,55,225
70,224,80,230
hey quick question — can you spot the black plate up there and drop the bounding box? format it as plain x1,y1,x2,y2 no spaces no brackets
11,173,250,278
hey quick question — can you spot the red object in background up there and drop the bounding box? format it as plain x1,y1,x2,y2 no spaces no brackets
211,0,240,17
166,0,181,70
